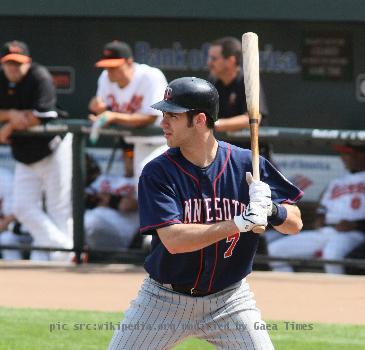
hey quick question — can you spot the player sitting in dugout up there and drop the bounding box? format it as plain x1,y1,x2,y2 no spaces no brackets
0,166,32,260
84,148,140,254
267,144,365,274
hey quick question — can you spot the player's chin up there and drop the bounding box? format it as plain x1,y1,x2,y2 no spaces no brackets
168,137,180,148
208,68,218,78
166,139,175,147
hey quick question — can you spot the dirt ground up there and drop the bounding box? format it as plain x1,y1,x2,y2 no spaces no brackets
1,261,364,324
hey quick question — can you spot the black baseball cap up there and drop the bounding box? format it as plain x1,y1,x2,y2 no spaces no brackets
0,40,31,64
95,41,133,68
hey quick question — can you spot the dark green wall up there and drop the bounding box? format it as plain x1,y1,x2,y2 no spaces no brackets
1,0,365,21
0,16,364,129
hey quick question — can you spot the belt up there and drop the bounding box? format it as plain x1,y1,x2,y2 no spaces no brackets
155,279,215,297
171,284,215,297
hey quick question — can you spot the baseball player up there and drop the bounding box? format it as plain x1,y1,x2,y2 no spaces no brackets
89,40,168,178
268,144,365,274
108,77,303,350
0,40,73,260
0,167,32,260
207,37,271,159
0,167,20,259
85,150,139,251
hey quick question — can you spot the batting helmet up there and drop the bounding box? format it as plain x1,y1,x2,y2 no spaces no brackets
151,77,219,122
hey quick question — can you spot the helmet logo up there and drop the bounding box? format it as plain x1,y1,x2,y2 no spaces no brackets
9,44,23,54
103,49,113,57
164,87,173,100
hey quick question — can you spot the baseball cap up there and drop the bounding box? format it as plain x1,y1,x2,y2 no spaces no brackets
333,143,365,154
0,40,31,64
95,41,133,68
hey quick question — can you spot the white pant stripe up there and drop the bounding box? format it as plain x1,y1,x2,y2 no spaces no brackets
108,277,274,350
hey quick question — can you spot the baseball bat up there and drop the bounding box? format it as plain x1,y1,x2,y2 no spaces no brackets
241,32,265,234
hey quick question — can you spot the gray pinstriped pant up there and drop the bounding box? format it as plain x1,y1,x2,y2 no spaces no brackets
108,277,274,350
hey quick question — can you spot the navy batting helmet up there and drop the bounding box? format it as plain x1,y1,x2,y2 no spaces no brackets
151,77,219,122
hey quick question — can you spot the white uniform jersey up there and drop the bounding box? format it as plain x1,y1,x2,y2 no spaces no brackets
96,63,167,126
85,174,139,249
320,170,365,224
96,63,168,178
0,167,13,217
88,174,135,196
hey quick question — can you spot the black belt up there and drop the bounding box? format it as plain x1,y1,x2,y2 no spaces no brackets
171,284,214,297
152,278,216,297
170,284,214,297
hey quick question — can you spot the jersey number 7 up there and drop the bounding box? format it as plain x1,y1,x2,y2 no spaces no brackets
224,232,240,258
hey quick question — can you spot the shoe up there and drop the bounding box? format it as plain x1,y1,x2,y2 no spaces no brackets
71,252,89,264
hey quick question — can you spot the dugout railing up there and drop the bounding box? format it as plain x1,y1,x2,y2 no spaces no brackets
1,119,365,271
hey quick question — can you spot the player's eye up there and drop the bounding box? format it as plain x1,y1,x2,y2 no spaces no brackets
163,112,178,119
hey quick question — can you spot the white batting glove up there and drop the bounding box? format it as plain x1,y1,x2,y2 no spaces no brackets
233,202,268,233
246,172,273,216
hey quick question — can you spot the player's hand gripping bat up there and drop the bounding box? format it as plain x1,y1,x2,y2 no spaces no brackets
242,32,266,234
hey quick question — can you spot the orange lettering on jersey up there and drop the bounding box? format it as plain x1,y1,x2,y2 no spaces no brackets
331,183,365,199
106,94,144,113
351,197,361,210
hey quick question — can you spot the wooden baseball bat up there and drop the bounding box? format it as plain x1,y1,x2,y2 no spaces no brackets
241,32,265,234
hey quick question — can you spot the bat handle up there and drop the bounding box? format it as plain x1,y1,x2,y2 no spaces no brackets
249,121,266,234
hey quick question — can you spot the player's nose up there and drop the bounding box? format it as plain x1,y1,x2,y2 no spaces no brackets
160,116,169,128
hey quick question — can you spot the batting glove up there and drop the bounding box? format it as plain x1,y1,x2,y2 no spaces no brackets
233,202,268,233
246,172,273,216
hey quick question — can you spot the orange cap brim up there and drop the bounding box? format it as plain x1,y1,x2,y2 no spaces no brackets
95,58,126,68
124,149,134,158
332,144,354,154
1,54,31,64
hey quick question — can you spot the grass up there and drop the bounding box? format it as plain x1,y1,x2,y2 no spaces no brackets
0,307,364,350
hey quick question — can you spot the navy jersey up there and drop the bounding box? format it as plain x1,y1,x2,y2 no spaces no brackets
138,141,302,293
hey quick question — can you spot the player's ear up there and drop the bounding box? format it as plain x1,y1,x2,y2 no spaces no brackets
125,58,134,66
194,112,207,128
227,55,236,66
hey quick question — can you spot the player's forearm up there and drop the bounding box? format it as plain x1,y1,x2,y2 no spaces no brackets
272,204,303,234
215,113,262,132
11,111,41,130
0,110,12,122
3,214,16,225
25,112,41,127
157,221,239,254
109,111,157,127
89,96,107,115
0,214,16,231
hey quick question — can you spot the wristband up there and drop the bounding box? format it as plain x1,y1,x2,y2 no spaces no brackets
268,202,287,226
